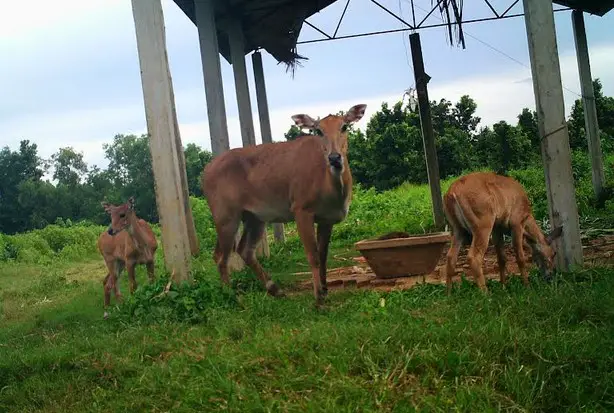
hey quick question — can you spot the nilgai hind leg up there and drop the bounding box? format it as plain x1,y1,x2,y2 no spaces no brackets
236,212,284,297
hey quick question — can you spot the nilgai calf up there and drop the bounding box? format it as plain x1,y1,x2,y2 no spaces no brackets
98,196,158,318
201,104,367,306
443,172,563,293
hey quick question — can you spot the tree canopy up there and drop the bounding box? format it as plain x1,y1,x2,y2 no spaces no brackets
1,79,613,234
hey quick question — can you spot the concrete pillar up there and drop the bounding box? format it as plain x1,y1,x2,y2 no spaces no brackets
227,18,270,258
252,50,285,243
572,9,605,200
194,0,230,156
523,0,583,271
131,0,197,282
228,18,257,147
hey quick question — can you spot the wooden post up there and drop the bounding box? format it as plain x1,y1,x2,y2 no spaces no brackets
131,0,193,282
227,18,270,258
252,50,285,243
409,32,445,231
523,0,583,270
194,0,230,156
572,9,605,200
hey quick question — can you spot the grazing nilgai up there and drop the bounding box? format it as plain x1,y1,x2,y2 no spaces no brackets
202,104,367,306
443,172,563,294
98,197,158,318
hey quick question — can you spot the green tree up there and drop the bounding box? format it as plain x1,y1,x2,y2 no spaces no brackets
517,108,540,152
475,121,533,174
284,125,307,141
103,134,157,222
51,147,88,187
567,78,614,152
184,143,213,197
450,95,481,135
0,140,46,233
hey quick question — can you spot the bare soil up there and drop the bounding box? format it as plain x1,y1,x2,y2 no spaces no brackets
290,235,614,293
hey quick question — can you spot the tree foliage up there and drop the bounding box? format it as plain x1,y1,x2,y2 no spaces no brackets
2,79,613,234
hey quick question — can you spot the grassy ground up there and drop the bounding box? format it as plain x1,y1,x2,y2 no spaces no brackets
2,161,614,412
1,248,614,412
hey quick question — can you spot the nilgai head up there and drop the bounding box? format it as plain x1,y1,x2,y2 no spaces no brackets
101,196,136,236
526,225,563,279
291,104,367,173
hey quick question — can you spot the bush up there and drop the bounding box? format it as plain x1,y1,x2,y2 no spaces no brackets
115,270,239,324
0,224,105,264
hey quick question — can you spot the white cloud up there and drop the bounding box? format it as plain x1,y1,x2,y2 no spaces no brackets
177,43,614,151
2,29,613,175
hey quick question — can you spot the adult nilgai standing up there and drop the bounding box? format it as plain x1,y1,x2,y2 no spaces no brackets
201,104,367,306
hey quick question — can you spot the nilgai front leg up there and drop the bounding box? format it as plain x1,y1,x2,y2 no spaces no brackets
317,222,333,298
491,228,508,285
146,262,155,284
127,260,138,294
294,210,324,306
511,224,529,286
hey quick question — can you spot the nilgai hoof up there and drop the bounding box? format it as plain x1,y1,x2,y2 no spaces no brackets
103,311,109,319
266,281,285,298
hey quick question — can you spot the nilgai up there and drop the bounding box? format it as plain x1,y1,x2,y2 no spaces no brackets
98,196,158,318
443,172,563,293
201,104,367,306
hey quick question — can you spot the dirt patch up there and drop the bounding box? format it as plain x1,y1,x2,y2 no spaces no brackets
289,235,614,294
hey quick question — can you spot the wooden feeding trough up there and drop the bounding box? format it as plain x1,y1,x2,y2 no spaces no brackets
354,232,451,279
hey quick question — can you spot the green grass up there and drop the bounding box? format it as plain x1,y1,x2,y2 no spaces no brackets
1,258,613,412
2,156,614,412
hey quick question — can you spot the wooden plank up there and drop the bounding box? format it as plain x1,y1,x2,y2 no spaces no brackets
572,10,605,200
252,50,285,243
408,33,445,231
131,0,192,282
522,0,583,270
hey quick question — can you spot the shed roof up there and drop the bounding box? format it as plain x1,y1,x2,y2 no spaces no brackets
172,0,337,71
554,0,614,16
172,0,614,71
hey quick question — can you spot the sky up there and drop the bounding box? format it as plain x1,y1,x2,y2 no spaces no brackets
1,0,613,173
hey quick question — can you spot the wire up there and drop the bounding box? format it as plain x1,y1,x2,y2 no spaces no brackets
399,0,414,71
407,0,581,97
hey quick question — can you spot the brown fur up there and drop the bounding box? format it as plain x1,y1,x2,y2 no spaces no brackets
443,172,563,294
201,104,367,306
97,196,158,318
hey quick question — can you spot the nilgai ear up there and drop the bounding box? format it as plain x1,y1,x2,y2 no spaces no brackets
101,201,113,213
545,225,563,244
344,104,367,123
291,114,317,129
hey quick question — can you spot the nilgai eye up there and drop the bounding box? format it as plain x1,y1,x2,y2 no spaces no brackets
341,124,348,132
119,213,125,218
314,129,324,136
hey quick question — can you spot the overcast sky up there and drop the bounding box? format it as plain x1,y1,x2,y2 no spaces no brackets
1,0,613,172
